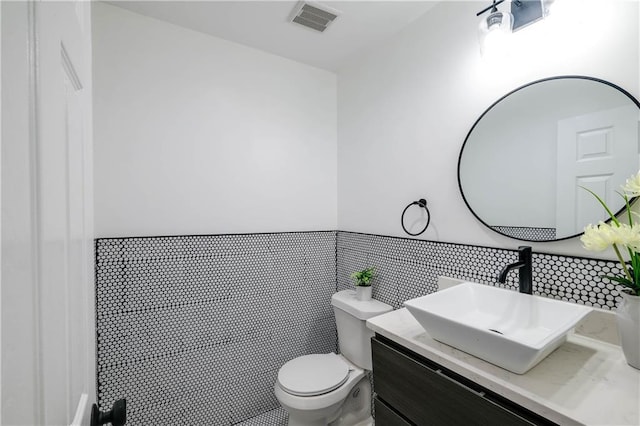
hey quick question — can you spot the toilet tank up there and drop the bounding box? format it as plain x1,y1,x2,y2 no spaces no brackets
331,290,393,370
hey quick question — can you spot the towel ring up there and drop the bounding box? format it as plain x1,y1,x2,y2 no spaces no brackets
401,198,430,236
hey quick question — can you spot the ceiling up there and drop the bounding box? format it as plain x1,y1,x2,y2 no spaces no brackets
105,1,441,71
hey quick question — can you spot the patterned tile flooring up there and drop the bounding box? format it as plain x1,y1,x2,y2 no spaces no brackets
235,407,288,426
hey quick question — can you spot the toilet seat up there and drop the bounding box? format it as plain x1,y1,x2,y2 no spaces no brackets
277,353,350,397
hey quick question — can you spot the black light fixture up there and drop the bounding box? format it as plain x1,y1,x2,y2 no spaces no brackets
511,0,545,31
477,0,548,56
477,0,512,57
477,0,510,31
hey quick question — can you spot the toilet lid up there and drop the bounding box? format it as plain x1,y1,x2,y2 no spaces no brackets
277,353,350,397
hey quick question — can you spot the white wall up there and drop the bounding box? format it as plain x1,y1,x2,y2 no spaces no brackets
94,1,640,257
337,0,639,257
93,3,337,237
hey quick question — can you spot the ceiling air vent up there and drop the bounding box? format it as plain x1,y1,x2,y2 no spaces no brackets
290,2,339,33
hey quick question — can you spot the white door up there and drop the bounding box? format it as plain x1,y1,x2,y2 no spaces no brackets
556,105,639,236
1,1,96,425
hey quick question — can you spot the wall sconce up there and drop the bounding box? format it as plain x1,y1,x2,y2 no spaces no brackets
511,0,545,31
477,0,512,57
477,0,547,56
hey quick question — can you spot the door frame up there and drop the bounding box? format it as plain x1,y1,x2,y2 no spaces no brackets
1,1,96,424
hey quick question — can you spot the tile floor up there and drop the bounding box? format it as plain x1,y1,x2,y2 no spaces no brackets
235,407,288,425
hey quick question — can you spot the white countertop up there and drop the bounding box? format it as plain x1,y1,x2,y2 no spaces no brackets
367,308,640,426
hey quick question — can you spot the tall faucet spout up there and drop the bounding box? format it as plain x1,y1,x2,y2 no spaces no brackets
498,261,525,283
497,246,533,294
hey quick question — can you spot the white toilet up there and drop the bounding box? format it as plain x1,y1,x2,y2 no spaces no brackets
274,290,393,426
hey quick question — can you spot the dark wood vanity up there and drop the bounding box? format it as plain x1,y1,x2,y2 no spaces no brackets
371,336,557,426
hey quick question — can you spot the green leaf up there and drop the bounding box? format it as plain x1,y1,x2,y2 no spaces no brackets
350,267,376,286
602,275,634,287
580,186,620,226
633,255,640,289
623,192,633,226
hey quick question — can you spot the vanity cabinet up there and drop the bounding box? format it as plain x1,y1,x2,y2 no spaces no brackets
374,397,412,426
371,336,557,426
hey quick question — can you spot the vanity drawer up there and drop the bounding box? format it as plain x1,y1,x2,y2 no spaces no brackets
374,396,413,426
372,336,553,426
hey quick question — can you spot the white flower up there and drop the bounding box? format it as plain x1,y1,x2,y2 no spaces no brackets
582,222,615,251
581,222,640,252
624,224,640,253
622,170,640,197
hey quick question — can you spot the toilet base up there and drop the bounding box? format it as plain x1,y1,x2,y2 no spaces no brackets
338,417,373,426
329,415,373,426
283,375,372,426
327,376,372,426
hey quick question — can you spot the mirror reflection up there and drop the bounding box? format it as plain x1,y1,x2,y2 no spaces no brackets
458,76,640,242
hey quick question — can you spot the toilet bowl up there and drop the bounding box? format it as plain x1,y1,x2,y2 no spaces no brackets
274,354,370,426
274,290,393,426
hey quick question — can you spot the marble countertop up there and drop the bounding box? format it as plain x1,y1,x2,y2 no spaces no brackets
367,308,640,426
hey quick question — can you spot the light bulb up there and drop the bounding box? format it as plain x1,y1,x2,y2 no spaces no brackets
478,9,513,58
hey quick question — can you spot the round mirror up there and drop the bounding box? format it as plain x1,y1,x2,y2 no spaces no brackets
458,76,640,242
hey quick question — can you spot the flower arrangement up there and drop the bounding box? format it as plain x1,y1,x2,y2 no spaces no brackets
350,267,376,287
580,171,640,296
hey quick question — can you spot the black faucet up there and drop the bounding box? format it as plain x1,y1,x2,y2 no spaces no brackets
497,246,533,294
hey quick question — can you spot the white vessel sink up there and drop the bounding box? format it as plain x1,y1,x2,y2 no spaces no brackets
403,282,592,374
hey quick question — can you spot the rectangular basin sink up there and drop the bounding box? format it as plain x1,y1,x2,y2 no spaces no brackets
403,282,592,374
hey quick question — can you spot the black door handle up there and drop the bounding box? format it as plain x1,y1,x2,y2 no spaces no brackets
91,399,126,426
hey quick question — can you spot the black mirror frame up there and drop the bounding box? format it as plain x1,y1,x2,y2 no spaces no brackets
457,75,640,242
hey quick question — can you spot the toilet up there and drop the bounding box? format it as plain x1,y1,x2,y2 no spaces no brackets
274,290,393,426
